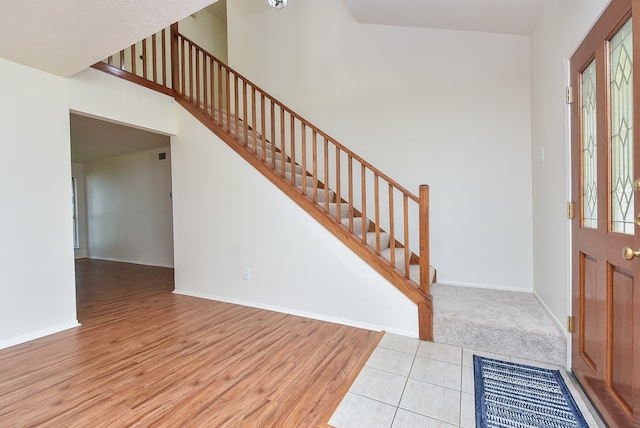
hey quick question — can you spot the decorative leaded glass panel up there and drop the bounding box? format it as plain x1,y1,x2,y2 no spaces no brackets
581,60,597,229
610,18,634,234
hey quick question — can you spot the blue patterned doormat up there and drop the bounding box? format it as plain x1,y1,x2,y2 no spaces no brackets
474,356,589,428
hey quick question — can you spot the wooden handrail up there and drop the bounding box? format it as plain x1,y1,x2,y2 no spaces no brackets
91,23,433,340
173,34,418,202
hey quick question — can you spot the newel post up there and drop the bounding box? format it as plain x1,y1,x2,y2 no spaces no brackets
170,23,179,92
418,184,433,341
419,184,431,296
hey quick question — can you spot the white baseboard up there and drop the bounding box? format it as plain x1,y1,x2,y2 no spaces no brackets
533,291,568,337
436,279,533,294
89,256,174,269
173,289,418,337
0,321,81,350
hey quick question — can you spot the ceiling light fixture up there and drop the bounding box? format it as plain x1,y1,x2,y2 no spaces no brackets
268,0,288,9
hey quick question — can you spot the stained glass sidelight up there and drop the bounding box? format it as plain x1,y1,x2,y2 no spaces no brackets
610,18,634,234
581,60,598,229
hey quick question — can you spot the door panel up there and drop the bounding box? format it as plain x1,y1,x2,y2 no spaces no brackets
579,252,602,372
571,0,640,426
610,266,634,415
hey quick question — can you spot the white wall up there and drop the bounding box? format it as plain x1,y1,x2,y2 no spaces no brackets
85,146,174,268
72,162,88,258
530,0,610,326
0,58,78,348
0,63,177,349
172,107,419,335
69,68,178,136
227,0,534,292
179,8,228,63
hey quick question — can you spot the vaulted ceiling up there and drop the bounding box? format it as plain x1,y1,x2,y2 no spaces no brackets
1,0,546,79
5,0,548,162
342,0,547,36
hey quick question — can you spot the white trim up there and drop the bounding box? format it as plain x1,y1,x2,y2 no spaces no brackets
436,279,532,294
172,289,417,337
0,321,81,350
564,56,574,371
89,256,174,269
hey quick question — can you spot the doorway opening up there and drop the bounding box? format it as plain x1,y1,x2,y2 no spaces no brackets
69,112,175,322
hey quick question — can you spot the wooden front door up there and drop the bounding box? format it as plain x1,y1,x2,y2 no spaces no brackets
570,0,640,426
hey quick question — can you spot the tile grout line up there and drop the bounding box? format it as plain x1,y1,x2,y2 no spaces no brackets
459,346,467,428
388,341,419,428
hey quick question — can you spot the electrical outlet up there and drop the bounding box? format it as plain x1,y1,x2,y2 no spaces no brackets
242,267,251,280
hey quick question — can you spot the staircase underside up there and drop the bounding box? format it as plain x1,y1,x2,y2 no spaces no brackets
177,97,436,339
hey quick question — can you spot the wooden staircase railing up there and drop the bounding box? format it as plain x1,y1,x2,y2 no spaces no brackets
92,23,434,340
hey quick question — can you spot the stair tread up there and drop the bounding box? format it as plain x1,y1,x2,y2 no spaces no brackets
366,231,391,251
340,217,369,235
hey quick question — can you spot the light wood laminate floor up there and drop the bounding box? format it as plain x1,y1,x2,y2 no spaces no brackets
0,259,381,427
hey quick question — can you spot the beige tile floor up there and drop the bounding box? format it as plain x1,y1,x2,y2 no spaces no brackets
329,333,602,428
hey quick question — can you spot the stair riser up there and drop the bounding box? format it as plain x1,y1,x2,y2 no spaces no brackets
301,188,335,203
285,172,315,188
328,203,350,218
366,232,391,251
341,217,370,236
276,162,302,174
381,248,408,273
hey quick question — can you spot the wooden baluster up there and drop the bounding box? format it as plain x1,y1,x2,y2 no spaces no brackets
234,75,239,140
209,58,215,119
181,38,186,94
270,101,276,169
218,63,224,126
202,53,208,114
188,45,195,103
403,194,410,278
301,123,307,195
312,131,318,202
389,183,396,267
419,184,430,295
107,55,113,66
252,87,257,151
180,40,186,97
280,108,286,177
242,80,248,146
348,155,353,232
162,29,167,87
195,48,200,108
142,38,148,80
374,175,380,253
226,68,231,131
170,24,178,91
324,138,329,211
335,146,341,222
290,115,295,185
151,34,158,83
361,165,367,243
261,94,267,162
131,43,137,76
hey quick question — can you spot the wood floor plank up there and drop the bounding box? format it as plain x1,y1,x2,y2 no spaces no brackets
0,259,382,427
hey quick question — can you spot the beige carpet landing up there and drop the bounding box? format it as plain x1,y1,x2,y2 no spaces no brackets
431,284,566,366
